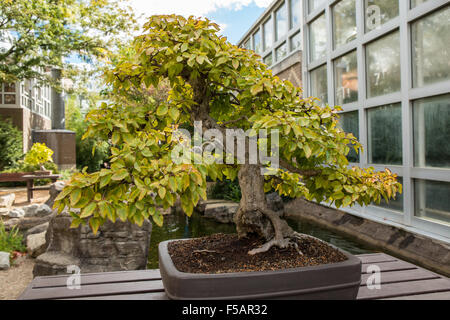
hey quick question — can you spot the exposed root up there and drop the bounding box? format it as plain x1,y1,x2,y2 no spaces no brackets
248,235,306,256
248,238,290,255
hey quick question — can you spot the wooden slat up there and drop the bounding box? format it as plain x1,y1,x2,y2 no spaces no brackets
361,261,418,274
360,269,440,286
383,291,450,300
357,278,450,300
358,253,398,264
32,269,161,288
20,279,165,300
66,292,169,300
19,254,450,300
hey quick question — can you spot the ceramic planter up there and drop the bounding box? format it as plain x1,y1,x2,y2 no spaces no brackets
158,237,361,300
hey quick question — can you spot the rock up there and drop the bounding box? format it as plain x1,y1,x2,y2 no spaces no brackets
23,204,40,217
195,199,228,214
25,222,49,238
33,211,152,277
4,213,55,231
204,202,239,224
45,181,65,208
27,231,47,258
35,204,53,217
0,193,15,214
266,192,284,213
8,208,25,218
0,251,10,270
34,252,80,277
3,218,20,230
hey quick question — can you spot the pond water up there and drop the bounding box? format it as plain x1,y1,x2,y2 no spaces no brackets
147,211,374,269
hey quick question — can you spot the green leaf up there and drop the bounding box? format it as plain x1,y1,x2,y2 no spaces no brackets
100,174,112,188
158,187,166,199
152,210,164,227
89,218,101,235
156,104,168,116
343,195,352,207
112,169,129,181
80,202,97,218
70,189,82,206
117,206,128,222
169,107,180,121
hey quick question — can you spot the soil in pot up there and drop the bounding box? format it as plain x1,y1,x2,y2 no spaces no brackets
168,233,348,274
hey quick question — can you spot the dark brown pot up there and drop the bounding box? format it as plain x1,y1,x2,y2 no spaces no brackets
158,237,362,300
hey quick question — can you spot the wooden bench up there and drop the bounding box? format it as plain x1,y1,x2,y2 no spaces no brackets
22,174,60,202
18,253,450,300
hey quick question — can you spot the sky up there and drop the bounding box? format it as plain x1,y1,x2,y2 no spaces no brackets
129,0,272,44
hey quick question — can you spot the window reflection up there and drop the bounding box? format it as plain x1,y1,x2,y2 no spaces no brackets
334,51,358,105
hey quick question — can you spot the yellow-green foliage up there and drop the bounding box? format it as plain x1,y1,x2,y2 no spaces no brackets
54,15,401,234
24,143,54,167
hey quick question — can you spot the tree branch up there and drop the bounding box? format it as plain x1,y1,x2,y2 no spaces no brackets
279,159,320,177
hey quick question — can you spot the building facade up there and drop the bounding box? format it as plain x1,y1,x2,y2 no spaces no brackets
0,80,52,152
238,0,450,242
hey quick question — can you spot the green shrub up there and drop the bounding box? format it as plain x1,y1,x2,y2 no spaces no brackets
0,221,26,254
209,179,242,203
0,118,23,171
23,142,54,168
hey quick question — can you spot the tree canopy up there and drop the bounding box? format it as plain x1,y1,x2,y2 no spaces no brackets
0,0,137,85
54,15,401,253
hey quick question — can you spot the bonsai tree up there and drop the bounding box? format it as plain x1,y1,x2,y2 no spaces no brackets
54,15,401,255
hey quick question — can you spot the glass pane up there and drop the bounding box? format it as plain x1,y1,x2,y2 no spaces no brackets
276,42,287,62
290,32,301,51
264,53,273,66
4,94,16,104
413,94,450,168
243,39,251,50
412,6,450,88
309,14,327,62
253,30,262,54
365,0,399,32
334,50,358,105
276,2,288,41
415,179,450,225
333,0,357,48
290,0,301,28
374,177,404,212
309,0,327,13
367,103,402,165
366,31,401,98
263,18,273,51
310,64,328,104
338,111,360,163
411,0,430,8
4,83,15,93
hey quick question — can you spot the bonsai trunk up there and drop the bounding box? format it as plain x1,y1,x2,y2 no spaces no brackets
234,164,298,255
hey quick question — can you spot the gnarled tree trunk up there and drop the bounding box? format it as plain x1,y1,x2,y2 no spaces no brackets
234,164,296,255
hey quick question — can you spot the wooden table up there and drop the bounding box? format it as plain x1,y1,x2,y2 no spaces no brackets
22,174,61,203
18,253,450,300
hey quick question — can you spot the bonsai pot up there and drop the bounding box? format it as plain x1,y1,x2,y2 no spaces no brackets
158,237,362,300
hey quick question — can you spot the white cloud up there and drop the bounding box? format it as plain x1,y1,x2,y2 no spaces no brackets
130,0,273,19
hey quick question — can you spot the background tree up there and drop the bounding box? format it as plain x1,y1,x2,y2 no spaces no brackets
54,16,401,254
0,0,137,86
65,94,110,172
0,118,22,171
